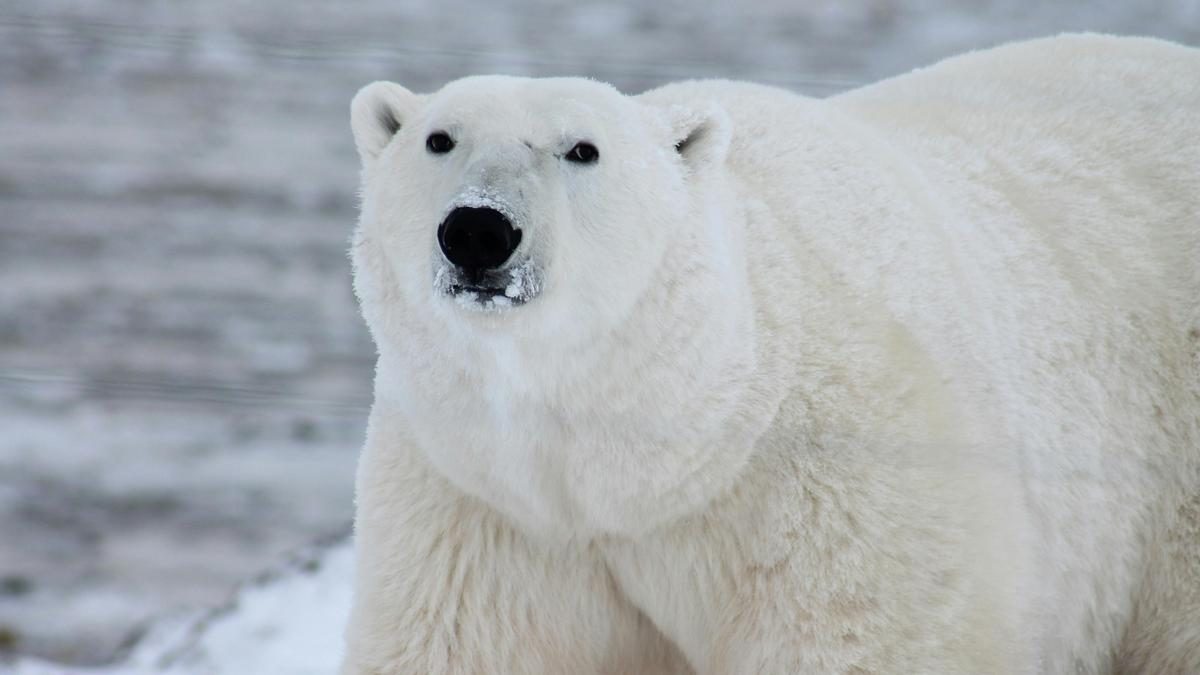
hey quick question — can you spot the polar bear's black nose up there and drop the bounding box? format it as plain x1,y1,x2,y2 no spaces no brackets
437,207,522,275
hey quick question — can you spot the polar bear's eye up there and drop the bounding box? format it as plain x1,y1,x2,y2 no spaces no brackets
565,142,599,164
426,132,455,154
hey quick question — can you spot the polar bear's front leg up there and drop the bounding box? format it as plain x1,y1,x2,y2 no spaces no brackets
340,414,689,675
700,455,1030,675
602,449,1032,675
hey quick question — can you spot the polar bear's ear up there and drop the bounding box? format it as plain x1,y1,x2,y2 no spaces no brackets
655,103,732,171
351,81,423,162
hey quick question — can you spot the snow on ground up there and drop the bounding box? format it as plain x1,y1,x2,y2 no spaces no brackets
1,0,1197,672
7,541,352,675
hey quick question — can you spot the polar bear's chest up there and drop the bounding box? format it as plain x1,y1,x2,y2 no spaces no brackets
388,354,763,539
398,374,587,535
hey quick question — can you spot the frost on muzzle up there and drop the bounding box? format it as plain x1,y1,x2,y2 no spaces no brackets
433,204,543,310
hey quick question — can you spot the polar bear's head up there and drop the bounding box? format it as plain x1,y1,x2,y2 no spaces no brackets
350,75,731,346
351,76,757,536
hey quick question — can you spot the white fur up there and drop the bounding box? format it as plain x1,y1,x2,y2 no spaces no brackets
341,35,1200,674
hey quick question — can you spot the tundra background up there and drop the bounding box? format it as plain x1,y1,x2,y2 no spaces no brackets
1,0,1197,668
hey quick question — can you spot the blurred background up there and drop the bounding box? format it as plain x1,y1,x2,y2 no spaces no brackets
1,0,1197,671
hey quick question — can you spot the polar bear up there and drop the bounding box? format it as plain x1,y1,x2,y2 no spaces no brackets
341,34,1200,674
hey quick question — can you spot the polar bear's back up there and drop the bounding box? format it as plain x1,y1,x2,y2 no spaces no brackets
644,35,1199,425
650,35,1199,391
835,33,1199,430
647,35,1199,313
835,34,1200,318
647,35,1198,394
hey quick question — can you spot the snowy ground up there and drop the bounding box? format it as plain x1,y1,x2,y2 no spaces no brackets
8,540,352,675
1,0,1197,672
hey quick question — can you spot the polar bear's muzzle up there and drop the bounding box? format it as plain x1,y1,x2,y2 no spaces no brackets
433,206,542,310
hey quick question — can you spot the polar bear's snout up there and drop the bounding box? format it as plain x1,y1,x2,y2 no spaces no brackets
432,201,543,311
438,206,522,279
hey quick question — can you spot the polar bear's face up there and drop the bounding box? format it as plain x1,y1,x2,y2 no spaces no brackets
351,76,728,349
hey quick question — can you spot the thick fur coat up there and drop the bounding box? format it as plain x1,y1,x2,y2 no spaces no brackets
341,35,1200,674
